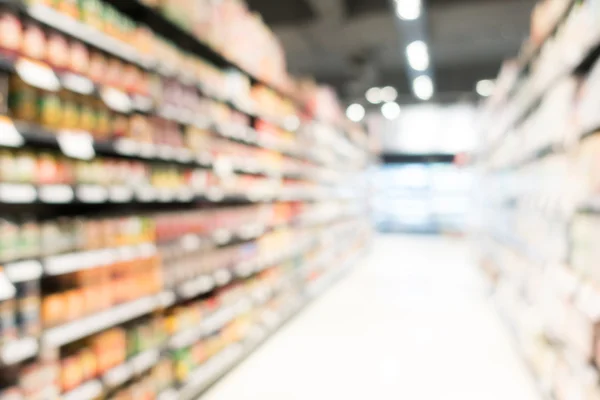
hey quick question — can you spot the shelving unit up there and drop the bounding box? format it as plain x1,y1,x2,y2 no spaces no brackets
0,0,372,398
478,1,600,399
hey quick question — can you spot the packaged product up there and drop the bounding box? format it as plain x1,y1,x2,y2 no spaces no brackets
69,41,89,75
46,32,69,70
0,298,17,345
38,91,62,128
60,354,83,392
57,0,79,19
88,51,107,84
60,93,79,129
15,151,36,183
78,0,104,31
9,77,38,122
41,292,65,328
14,279,41,337
0,10,22,55
79,100,96,133
36,153,60,185
21,23,46,61
78,348,97,381
0,72,8,114
0,218,19,263
18,217,39,259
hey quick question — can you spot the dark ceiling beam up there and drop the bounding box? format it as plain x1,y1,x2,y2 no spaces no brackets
245,0,316,26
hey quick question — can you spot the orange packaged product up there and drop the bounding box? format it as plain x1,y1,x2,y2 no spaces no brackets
79,348,98,382
64,287,85,321
21,22,46,60
57,0,79,19
0,10,22,55
41,293,65,328
46,32,69,70
61,355,84,393
105,58,124,89
88,52,107,84
69,41,89,76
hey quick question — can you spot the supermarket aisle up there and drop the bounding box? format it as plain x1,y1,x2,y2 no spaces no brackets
202,235,541,400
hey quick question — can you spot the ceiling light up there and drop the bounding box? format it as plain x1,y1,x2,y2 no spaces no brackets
406,40,429,71
395,0,421,20
381,102,401,120
346,103,365,122
476,79,495,97
381,86,398,102
365,87,382,104
413,75,434,100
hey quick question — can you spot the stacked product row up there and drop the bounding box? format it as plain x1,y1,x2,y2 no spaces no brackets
0,217,371,400
0,1,371,400
478,1,600,400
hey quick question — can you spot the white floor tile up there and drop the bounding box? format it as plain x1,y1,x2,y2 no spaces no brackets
201,234,541,400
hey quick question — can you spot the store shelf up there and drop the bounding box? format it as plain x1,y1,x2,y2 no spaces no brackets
0,338,39,366
101,0,302,109
5,2,303,131
42,294,164,348
102,348,161,389
174,250,363,400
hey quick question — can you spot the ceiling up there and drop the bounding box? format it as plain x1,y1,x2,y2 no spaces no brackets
247,0,537,105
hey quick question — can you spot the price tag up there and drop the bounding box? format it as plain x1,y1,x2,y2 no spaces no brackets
177,188,194,202
132,349,159,374
101,87,133,113
157,145,175,160
132,95,154,112
0,116,24,148
158,291,176,308
58,131,95,160
206,188,225,202
0,183,36,203
136,186,156,202
214,269,232,286
175,149,193,163
15,58,60,92
109,186,133,203
103,363,133,388
61,73,95,95
213,157,234,177
114,139,140,156
181,234,201,252
213,229,232,245
139,143,157,158
76,185,108,203
197,151,212,166
62,380,103,400
0,271,16,301
1,337,38,365
194,116,211,129
4,260,43,283
157,189,174,202
38,184,74,204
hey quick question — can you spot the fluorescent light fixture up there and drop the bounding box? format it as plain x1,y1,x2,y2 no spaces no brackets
381,102,401,120
346,103,365,122
476,79,495,97
365,87,382,104
406,40,429,71
381,86,398,102
413,75,434,100
395,0,421,20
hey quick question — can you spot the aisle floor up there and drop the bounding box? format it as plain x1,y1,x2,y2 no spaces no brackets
202,235,541,400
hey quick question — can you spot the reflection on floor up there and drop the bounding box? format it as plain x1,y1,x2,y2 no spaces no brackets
201,235,541,400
